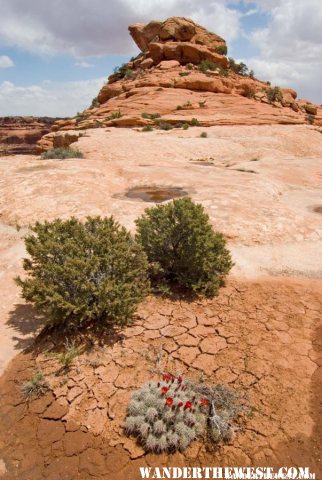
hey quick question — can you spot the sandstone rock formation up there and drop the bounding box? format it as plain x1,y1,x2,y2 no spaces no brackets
129,17,228,67
37,17,322,152
0,117,60,155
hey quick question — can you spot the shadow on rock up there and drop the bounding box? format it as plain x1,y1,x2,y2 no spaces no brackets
6,303,46,350
7,302,127,357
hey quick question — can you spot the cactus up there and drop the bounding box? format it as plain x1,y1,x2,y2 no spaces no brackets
125,374,209,453
125,374,243,453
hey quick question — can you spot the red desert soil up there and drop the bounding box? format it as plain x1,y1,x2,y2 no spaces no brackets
0,278,321,479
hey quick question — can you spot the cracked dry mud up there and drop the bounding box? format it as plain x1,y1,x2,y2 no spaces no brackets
0,278,321,479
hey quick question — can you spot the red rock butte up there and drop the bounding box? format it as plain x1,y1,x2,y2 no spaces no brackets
37,16,321,152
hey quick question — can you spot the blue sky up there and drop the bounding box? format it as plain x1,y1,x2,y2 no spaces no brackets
0,0,321,116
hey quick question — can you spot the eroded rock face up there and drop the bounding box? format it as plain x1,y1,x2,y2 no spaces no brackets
0,117,60,155
129,17,226,53
129,17,227,67
37,17,322,151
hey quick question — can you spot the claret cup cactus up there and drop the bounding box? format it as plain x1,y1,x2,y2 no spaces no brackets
125,373,212,453
125,373,243,453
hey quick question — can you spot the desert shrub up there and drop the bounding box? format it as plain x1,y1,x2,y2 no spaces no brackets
125,373,242,453
200,132,208,138
90,97,100,109
186,63,194,70
215,45,228,56
76,112,90,123
41,147,84,159
142,125,154,132
195,383,242,443
266,86,283,103
176,101,192,110
242,84,256,99
142,112,161,120
16,216,149,329
47,340,82,369
135,197,233,296
179,71,190,77
307,114,315,125
107,110,122,120
21,372,48,398
157,121,173,131
190,118,201,127
182,123,190,130
229,58,249,76
198,60,219,73
114,64,134,80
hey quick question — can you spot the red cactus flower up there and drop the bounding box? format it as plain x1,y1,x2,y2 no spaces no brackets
166,397,174,406
184,401,192,410
177,402,183,408
161,386,169,395
201,398,209,407
162,373,171,382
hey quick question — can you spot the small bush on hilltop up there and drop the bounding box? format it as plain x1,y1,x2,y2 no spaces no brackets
266,86,283,103
142,125,154,132
135,197,233,296
107,110,122,121
157,121,173,131
242,84,256,99
229,58,249,76
114,64,134,80
198,60,219,73
16,217,149,329
141,113,161,120
215,45,228,56
41,147,84,159
90,97,100,109
190,118,201,127
307,114,315,125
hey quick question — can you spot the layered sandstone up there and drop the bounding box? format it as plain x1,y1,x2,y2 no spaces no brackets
0,117,60,155
37,17,321,152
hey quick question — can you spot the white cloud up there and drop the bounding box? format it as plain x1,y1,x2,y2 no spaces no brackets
74,61,94,68
0,55,14,68
0,0,240,56
245,0,322,103
0,78,105,116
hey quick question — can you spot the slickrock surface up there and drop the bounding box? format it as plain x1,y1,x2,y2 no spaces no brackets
1,124,322,372
0,278,321,479
0,117,60,155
